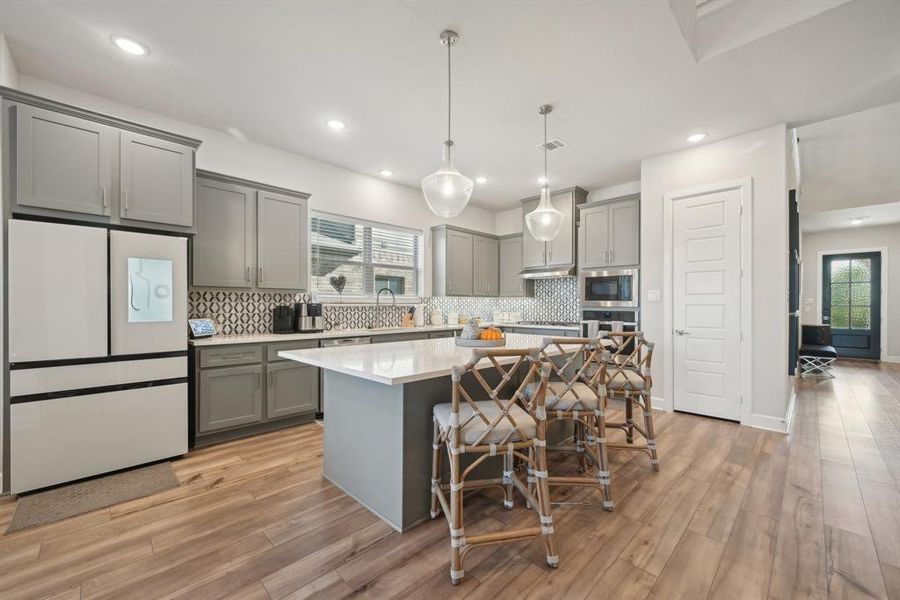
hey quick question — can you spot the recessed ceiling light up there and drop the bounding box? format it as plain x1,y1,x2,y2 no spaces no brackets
110,35,149,56
325,119,346,131
686,133,707,143
537,176,549,185
475,176,487,185
850,217,869,225
379,169,393,177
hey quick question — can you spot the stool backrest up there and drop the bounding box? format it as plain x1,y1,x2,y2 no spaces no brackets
538,337,610,409
606,331,654,391
450,348,550,448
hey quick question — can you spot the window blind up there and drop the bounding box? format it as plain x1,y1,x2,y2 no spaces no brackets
310,212,422,299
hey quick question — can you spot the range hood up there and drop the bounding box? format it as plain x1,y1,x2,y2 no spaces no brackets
519,265,575,279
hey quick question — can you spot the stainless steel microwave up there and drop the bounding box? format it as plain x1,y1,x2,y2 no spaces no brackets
580,268,639,308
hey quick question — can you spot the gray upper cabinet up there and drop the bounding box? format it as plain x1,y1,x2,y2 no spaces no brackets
120,131,194,227
5,89,201,233
198,364,263,433
473,235,499,296
191,171,310,290
193,177,254,287
608,198,640,266
15,104,114,216
257,190,308,290
266,361,318,419
499,235,533,297
520,187,587,272
578,195,640,268
432,226,475,296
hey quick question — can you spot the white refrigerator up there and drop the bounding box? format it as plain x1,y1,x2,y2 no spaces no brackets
7,220,188,494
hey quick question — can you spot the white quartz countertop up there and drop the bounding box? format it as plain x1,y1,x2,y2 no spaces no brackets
189,322,578,347
278,333,579,385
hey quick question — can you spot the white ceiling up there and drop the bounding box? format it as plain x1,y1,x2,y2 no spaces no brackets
796,101,900,215
800,200,900,233
1,0,899,210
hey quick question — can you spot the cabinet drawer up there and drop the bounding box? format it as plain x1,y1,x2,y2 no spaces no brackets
266,340,319,362
372,332,429,343
199,345,263,368
428,331,455,339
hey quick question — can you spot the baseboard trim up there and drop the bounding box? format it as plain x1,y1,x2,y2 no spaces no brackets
882,355,900,364
748,398,794,434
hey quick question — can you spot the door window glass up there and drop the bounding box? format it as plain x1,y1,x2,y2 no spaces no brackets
829,257,871,330
128,257,173,323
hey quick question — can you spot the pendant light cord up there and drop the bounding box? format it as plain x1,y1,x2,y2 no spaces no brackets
543,111,548,184
447,38,452,142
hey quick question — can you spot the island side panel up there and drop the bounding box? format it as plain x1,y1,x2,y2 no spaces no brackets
322,370,406,531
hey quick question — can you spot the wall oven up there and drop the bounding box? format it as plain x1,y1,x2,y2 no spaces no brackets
580,268,639,308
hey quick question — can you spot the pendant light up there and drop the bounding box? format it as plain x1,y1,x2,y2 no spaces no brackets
525,104,564,241
422,30,473,218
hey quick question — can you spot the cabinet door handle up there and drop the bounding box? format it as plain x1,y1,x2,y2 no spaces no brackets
609,249,614,263
258,267,263,283
246,266,250,282
100,186,107,209
123,190,129,211
255,372,261,388
268,371,273,387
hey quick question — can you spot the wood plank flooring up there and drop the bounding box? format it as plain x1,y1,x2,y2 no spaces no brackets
2,360,899,599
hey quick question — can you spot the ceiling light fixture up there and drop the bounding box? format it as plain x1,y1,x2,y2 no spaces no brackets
421,30,473,218
379,169,393,177
525,105,565,242
110,35,149,56
325,119,346,131
687,132,707,143
475,176,487,185
850,217,868,225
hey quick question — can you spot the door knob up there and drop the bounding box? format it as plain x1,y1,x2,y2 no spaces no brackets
675,329,689,336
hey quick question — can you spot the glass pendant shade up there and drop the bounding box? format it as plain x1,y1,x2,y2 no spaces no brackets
525,186,564,241
421,141,473,218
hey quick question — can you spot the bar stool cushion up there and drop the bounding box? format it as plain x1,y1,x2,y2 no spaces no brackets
523,382,602,411
799,344,838,358
606,369,646,391
433,401,537,445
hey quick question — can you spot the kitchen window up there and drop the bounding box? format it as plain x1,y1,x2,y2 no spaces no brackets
309,211,423,301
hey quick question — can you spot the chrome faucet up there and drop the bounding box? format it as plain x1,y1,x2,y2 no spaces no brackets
375,288,396,329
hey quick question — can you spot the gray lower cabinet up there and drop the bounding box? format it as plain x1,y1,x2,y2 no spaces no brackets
473,235,499,296
120,131,194,227
193,178,254,287
257,190,308,289
14,103,115,216
198,364,263,433
502,327,578,337
266,362,319,419
373,332,430,343
428,330,455,339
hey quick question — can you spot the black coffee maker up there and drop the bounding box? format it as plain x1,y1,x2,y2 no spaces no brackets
272,305,294,334
294,302,324,332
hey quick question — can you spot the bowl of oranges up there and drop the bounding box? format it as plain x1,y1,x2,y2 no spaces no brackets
455,326,506,347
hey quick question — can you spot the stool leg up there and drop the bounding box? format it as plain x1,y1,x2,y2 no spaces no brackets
594,412,613,510
503,448,514,510
526,446,535,510
430,419,442,519
575,419,587,473
625,396,634,444
643,392,659,471
449,442,463,585
533,442,559,569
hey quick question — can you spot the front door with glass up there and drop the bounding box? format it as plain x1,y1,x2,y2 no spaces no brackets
822,252,881,359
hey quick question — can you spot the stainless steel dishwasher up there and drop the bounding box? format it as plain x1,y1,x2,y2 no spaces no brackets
318,336,371,415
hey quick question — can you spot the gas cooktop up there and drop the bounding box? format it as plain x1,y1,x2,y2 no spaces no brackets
517,320,580,327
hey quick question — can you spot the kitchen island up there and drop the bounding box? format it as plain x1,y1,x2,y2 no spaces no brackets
279,333,570,531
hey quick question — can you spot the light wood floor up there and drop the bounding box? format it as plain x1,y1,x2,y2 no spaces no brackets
2,360,899,600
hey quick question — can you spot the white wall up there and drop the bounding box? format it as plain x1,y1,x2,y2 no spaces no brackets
800,223,900,362
641,124,790,426
0,34,18,88
14,75,500,297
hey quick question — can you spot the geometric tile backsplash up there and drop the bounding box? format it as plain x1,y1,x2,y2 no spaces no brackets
188,277,579,335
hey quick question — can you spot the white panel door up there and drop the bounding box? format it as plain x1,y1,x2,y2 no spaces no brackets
672,188,742,420
110,230,187,355
8,220,108,362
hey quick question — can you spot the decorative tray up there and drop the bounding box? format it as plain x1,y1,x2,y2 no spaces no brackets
455,337,507,348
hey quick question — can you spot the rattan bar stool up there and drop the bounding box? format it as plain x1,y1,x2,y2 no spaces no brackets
604,332,659,470
430,348,558,585
529,336,615,509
